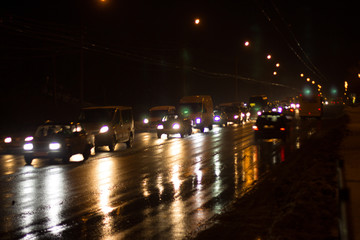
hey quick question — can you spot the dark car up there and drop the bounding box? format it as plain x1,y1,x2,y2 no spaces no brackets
0,124,37,154
23,121,93,164
252,112,289,141
213,109,228,127
156,114,192,138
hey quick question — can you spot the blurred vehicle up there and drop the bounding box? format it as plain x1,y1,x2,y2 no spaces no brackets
252,112,289,141
157,114,192,138
143,106,176,129
179,95,214,132
299,93,323,119
79,106,135,151
219,103,242,124
0,125,36,153
213,109,228,127
23,121,93,164
248,95,269,120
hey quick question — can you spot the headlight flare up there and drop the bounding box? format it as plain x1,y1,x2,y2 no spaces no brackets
99,125,109,133
4,137,12,143
25,136,34,142
23,143,34,151
195,118,201,124
49,142,61,150
172,123,180,129
157,124,164,130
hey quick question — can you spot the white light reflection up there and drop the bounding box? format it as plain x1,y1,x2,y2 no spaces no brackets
96,160,114,215
45,168,65,235
156,174,164,199
212,154,223,213
171,164,181,193
19,171,37,238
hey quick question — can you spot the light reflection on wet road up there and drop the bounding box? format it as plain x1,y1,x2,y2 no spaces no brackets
0,117,316,239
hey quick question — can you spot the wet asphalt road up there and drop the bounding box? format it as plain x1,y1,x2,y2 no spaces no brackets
0,107,340,239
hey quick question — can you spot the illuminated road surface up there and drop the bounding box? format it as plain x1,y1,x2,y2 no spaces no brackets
0,111,329,239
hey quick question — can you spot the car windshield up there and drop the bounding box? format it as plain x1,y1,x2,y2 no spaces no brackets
179,103,203,115
162,114,179,121
35,125,73,137
79,108,115,123
149,110,169,118
258,114,283,123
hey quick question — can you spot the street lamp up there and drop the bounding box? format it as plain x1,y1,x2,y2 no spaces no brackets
244,41,250,47
275,63,280,68
266,54,272,60
300,73,304,77
194,18,200,25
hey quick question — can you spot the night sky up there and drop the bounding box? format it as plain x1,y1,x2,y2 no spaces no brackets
1,0,359,121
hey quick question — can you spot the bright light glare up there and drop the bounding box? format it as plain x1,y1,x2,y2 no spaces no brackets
143,118,149,124
4,137,12,143
23,143,33,150
252,125,259,131
99,125,109,133
234,115,239,119
172,123,180,129
244,41,250,47
257,111,262,116
157,124,164,130
194,18,200,24
196,118,201,124
214,116,220,121
25,136,34,142
49,142,61,150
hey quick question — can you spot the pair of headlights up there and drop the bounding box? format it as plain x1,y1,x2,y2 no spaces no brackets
157,123,180,130
23,142,61,151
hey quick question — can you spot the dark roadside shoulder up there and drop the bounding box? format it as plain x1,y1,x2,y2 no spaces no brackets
190,114,348,240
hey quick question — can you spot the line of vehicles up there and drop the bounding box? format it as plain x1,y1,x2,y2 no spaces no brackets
0,93,325,165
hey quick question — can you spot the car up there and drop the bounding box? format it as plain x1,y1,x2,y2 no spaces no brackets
213,109,228,127
143,105,176,129
79,106,135,151
23,121,93,164
0,125,37,154
156,114,192,139
252,112,289,141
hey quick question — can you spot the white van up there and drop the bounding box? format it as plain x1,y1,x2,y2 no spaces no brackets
79,106,134,151
179,95,214,132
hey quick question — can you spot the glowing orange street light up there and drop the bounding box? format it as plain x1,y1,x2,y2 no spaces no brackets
275,63,280,67
194,18,200,25
306,77,311,82
358,73,360,78
267,54,272,60
244,41,250,47
300,73,304,77
273,71,277,75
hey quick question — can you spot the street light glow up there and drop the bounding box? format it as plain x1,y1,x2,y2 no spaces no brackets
273,71,277,75
306,78,310,82
275,63,280,67
267,54,272,60
194,18,200,25
300,73,304,77
244,41,250,47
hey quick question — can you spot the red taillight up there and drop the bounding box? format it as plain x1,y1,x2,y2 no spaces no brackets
280,127,286,131
252,125,259,131
318,108,321,111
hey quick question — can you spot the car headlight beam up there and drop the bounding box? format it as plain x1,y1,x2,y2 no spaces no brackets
23,143,34,151
99,125,109,133
49,142,61,150
172,123,180,129
4,137,12,143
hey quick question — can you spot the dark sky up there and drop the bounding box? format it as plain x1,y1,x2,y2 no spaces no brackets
1,0,359,119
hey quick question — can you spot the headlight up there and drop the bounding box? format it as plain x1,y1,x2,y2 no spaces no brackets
99,125,109,133
234,115,239,119
241,113,245,118
172,123,180,129
23,143,33,150
214,116,220,121
25,136,33,142
49,142,61,150
157,124,164,130
246,112,250,117
257,111,262,116
252,125,259,131
195,118,201,124
143,118,149,124
4,137,12,143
